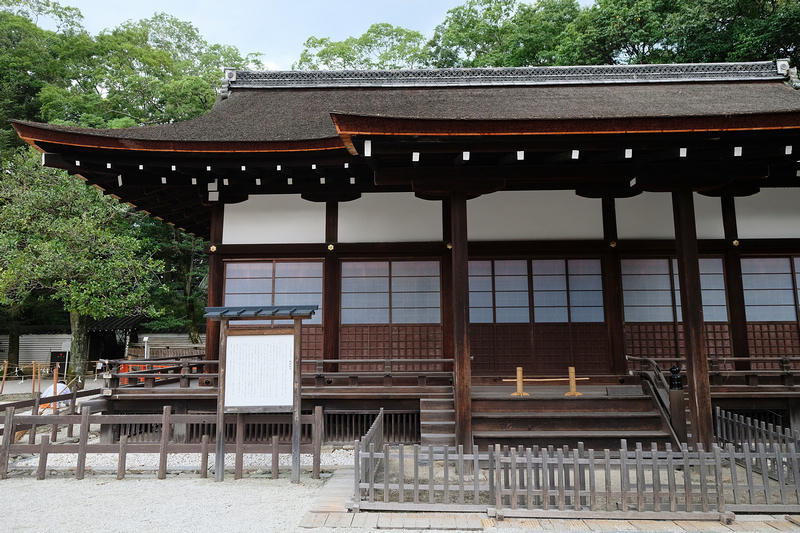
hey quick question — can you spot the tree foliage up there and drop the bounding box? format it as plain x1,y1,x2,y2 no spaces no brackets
38,12,263,128
0,149,162,384
295,0,800,69
427,0,521,67
136,218,208,344
672,0,800,66
294,23,428,70
0,1,266,382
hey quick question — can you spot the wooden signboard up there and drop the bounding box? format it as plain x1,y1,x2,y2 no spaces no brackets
224,332,294,413
206,305,317,484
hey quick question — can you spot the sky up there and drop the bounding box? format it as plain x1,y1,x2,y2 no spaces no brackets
52,0,471,70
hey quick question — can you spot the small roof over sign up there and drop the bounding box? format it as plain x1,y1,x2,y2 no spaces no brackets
204,306,318,320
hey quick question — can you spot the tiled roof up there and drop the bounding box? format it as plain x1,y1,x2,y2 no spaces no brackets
204,306,318,320
224,61,786,90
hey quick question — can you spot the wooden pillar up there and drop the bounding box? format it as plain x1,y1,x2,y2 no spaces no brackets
721,195,750,370
441,199,455,373
323,202,340,372
601,198,627,376
450,192,472,447
672,189,714,450
206,205,225,363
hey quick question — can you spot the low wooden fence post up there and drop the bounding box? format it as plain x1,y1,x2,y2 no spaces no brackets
158,406,171,479
313,406,322,479
75,406,90,480
117,435,128,480
1,407,15,479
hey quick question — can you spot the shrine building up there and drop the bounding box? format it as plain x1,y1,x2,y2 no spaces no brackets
12,60,800,451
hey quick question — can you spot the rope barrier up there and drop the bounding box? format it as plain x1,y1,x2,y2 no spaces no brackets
501,365,589,397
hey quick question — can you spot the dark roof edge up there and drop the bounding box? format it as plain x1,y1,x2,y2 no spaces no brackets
222,61,789,93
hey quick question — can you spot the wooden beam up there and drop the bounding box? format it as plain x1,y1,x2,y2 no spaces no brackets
323,202,341,373
672,189,713,450
721,195,750,371
601,198,626,376
205,205,225,364
450,192,472,448
441,199,454,375
376,161,768,188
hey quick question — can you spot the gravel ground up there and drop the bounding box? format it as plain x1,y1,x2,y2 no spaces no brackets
1,378,365,533
1,474,331,533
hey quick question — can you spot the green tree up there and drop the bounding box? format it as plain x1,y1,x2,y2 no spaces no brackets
294,23,429,69
0,149,162,387
508,0,581,66
427,0,520,67
39,12,263,128
555,0,683,65
136,218,208,344
0,8,74,151
673,0,800,66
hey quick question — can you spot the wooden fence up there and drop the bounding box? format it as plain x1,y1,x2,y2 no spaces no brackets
0,405,323,481
716,406,800,453
350,435,800,518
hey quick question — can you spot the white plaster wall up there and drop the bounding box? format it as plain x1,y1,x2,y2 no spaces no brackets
468,191,603,241
338,193,442,242
616,193,674,239
693,193,724,240
736,188,800,239
0,334,72,365
222,195,326,244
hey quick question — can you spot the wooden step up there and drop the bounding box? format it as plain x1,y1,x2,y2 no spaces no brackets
469,383,671,450
472,411,666,432
420,433,457,446
471,396,655,414
473,430,672,450
420,396,456,447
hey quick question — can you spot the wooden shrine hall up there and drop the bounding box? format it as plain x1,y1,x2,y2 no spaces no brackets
12,60,800,451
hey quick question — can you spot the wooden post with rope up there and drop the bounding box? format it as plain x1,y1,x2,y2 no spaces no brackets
502,366,588,397
0,360,8,394
52,363,59,414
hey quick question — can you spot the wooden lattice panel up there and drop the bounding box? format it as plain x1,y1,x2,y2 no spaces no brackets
747,322,800,370
494,324,535,374
625,323,678,360
300,325,324,373
469,325,498,376
705,323,733,371
338,324,444,371
391,325,443,371
339,325,391,371
570,323,610,374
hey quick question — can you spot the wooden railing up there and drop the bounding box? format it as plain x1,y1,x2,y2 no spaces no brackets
100,356,217,391
0,389,98,439
0,405,323,480
303,358,453,388
353,408,384,501
707,356,800,386
101,355,453,392
627,355,686,444
626,354,800,387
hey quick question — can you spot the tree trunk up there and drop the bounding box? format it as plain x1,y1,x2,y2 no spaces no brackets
185,297,201,344
69,311,89,390
7,319,20,369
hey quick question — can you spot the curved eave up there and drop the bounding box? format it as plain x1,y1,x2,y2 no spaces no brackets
11,120,345,154
331,112,800,137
